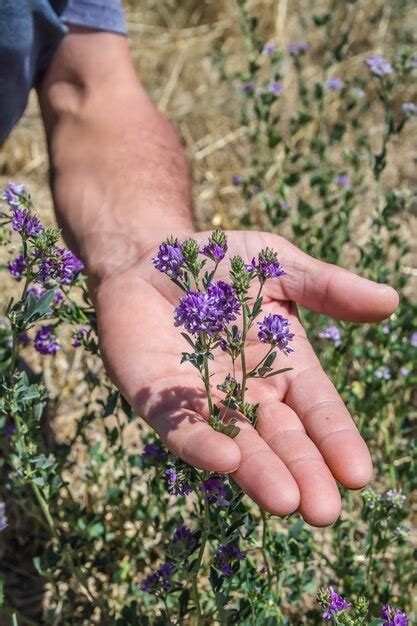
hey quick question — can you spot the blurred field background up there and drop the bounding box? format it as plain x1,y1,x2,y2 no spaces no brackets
1,0,417,269
0,0,416,622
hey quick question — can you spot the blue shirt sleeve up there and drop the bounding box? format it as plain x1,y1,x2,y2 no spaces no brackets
61,0,127,35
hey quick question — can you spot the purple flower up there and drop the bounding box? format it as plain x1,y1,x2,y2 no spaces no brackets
2,182,27,208
267,81,283,96
0,502,7,532
172,525,198,555
165,468,192,496
11,208,43,237
319,325,342,347
201,232,228,262
411,332,417,347
142,443,167,464
34,325,60,355
402,102,417,116
152,239,185,279
327,77,344,91
400,367,410,377
2,419,16,440
249,248,286,281
243,83,254,94
53,289,64,304
262,42,277,55
141,561,176,594
59,249,84,285
199,475,230,507
287,42,310,56
214,542,246,577
321,587,351,621
71,327,88,348
174,281,240,336
38,247,84,285
8,254,26,280
140,571,160,594
380,605,408,626
365,54,393,77
232,175,244,186
257,314,294,354
335,174,351,188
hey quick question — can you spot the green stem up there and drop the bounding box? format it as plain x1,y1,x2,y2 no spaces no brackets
191,497,210,625
203,356,213,419
240,305,249,409
260,508,273,587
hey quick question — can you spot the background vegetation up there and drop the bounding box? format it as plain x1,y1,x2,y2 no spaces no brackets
0,1,416,624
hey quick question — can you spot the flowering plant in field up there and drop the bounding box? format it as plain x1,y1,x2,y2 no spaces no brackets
153,230,294,435
1,1,416,623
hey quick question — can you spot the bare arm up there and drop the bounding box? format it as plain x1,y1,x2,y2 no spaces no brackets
37,28,194,288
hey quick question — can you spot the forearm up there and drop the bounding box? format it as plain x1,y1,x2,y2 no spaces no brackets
37,30,194,287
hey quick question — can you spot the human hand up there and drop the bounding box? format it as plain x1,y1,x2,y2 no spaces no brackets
94,230,398,526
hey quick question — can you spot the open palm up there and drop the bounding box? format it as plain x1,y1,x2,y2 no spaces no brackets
95,230,398,526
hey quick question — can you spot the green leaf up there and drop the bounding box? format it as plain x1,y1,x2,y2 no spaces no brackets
181,333,195,349
264,367,293,378
251,296,263,319
23,288,55,323
263,351,277,368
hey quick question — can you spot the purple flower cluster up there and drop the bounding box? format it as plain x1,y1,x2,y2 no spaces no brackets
262,42,277,56
199,475,230,507
365,54,393,77
142,442,167,464
232,175,244,186
165,468,193,496
287,42,310,56
201,233,228,262
3,182,27,208
247,248,285,281
380,605,408,626
38,247,84,285
321,587,351,621
34,325,60,355
411,332,417,347
402,102,417,116
141,561,176,594
12,208,43,238
257,314,294,354
174,281,240,336
335,174,351,188
0,502,7,532
8,254,26,280
267,81,283,96
172,525,198,555
214,542,246,577
319,325,342,347
152,238,185,279
71,327,88,348
327,77,344,91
